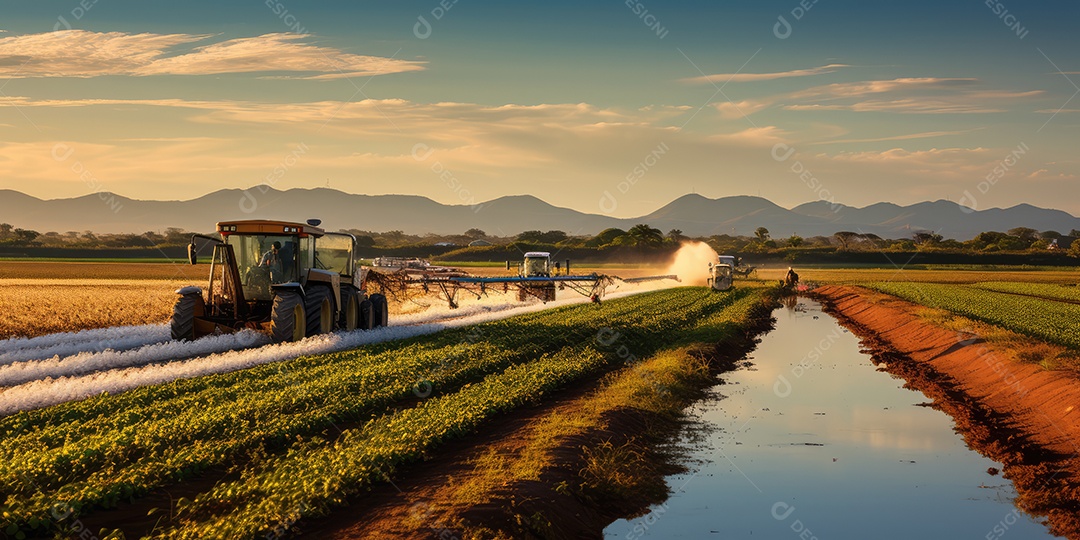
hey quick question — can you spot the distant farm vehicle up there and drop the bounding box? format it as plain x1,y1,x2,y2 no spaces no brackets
707,262,734,292
171,219,387,343
718,255,756,277
368,251,679,308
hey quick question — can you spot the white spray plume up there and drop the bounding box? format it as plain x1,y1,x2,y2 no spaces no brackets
663,241,719,286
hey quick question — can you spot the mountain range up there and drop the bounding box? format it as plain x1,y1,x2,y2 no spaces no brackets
2,187,1078,241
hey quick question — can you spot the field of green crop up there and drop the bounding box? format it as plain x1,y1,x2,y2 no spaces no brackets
865,282,1080,350
0,286,774,539
967,281,1080,304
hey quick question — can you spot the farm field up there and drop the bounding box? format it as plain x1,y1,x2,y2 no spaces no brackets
866,281,1080,351
3,256,1080,538
0,286,775,539
2,259,1077,339
756,265,1080,285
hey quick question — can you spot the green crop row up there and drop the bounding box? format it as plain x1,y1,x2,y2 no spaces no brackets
865,282,1080,349
968,281,1080,304
1,286,775,538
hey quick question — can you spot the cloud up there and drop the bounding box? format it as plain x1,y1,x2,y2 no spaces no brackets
780,77,1039,114
783,100,1006,114
713,99,771,119
813,129,982,145
707,126,788,146
788,77,978,99
821,147,993,164
136,34,424,79
1027,169,1076,181
0,31,423,79
682,64,847,85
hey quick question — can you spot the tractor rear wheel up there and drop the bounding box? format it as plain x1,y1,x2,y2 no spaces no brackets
339,286,360,331
271,291,306,343
358,298,375,330
369,293,389,328
305,286,334,337
170,293,205,341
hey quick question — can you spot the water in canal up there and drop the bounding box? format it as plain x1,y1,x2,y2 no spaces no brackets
604,299,1059,539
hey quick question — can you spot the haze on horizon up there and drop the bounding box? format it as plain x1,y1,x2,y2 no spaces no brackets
0,0,1077,218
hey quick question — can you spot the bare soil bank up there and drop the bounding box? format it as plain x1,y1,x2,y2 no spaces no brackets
812,285,1080,539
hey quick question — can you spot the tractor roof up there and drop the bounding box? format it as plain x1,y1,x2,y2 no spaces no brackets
523,251,550,258
216,219,326,237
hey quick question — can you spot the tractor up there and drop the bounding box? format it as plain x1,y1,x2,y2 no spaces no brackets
509,251,560,301
707,261,734,291
171,219,388,343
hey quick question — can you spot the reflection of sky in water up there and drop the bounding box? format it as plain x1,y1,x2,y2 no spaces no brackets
605,300,1060,540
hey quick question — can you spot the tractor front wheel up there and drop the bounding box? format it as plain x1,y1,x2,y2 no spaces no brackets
271,291,306,343
170,293,205,341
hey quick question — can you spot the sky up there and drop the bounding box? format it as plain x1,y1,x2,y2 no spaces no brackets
0,0,1077,218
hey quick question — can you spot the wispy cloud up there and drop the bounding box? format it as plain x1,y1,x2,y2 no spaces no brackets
0,31,423,79
812,129,982,145
682,63,847,84
712,99,771,118
780,77,1040,114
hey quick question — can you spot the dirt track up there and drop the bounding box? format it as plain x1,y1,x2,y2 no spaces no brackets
812,285,1080,538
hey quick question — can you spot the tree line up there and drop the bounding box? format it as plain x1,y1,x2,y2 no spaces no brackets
3,222,1079,258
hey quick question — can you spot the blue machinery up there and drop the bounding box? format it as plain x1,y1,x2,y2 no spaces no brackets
367,253,679,309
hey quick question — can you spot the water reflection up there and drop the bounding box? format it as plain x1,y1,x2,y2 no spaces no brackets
604,299,1059,540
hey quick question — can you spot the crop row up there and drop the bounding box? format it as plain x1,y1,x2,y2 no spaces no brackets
1,286,774,538
865,282,1080,350
156,290,774,539
967,281,1080,304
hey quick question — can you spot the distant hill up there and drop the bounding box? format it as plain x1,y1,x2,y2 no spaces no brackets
1,187,1077,240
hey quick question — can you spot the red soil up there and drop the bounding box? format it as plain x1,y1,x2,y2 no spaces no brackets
813,285,1080,538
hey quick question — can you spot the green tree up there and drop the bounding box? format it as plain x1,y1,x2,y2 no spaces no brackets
1007,227,1038,245
627,224,664,247
786,235,803,247
464,228,486,239
833,231,859,250
754,227,770,242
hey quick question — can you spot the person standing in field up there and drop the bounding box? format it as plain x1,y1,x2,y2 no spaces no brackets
785,267,799,288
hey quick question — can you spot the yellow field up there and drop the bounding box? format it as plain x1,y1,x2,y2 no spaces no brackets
1,261,1077,339
0,261,209,280
0,280,188,339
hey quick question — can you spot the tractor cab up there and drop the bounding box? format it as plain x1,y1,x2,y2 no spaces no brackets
707,262,734,292
217,220,323,302
521,252,552,278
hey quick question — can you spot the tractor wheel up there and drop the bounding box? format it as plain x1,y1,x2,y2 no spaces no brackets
305,286,334,337
369,293,389,328
339,286,360,331
358,298,375,330
170,293,205,341
270,291,306,343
